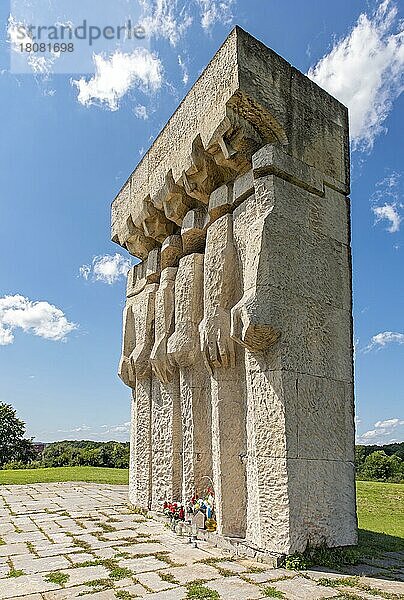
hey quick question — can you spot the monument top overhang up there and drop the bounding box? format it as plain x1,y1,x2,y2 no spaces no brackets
111,26,349,260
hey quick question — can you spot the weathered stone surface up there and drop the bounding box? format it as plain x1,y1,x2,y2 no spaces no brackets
0,574,59,598
144,588,187,600
206,575,263,599
0,543,28,557
113,27,356,557
135,570,177,592
60,565,110,586
119,556,168,573
181,208,207,254
161,563,222,584
12,554,71,574
166,253,212,502
271,576,339,599
287,458,358,550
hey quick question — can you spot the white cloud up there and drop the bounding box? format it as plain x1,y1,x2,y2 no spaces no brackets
196,0,235,31
133,104,149,119
7,16,59,78
57,425,91,433
36,421,131,442
178,54,189,85
373,203,402,232
139,0,193,46
371,171,403,232
0,295,77,346
138,0,233,45
307,0,404,151
365,331,404,352
72,48,163,111
79,264,91,281
79,254,131,285
375,418,403,428
109,422,131,434
357,417,404,444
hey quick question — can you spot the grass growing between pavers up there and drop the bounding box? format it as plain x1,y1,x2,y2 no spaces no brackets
317,576,403,600
44,571,70,587
262,587,285,598
186,580,220,599
115,591,137,599
0,466,129,485
6,558,24,578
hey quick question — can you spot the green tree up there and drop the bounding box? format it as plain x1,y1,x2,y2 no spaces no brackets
361,450,402,481
355,445,369,472
0,403,36,466
111,443,130,468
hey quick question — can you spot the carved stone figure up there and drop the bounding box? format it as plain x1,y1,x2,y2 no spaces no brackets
112,27,357,556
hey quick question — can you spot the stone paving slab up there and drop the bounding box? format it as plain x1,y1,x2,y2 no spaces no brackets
270,576,339,599
44,589,117,599
144,588,187,599
0,574,60,598
0,545,28,558
9,595,44,600
161,563,223,584
0,482,403,599
117,542,169,555
135,571,177,592
119,556,169,573
116,582,148,596
59,565,111,587
206,576,264,599
246,567,293,583
12,555,71,574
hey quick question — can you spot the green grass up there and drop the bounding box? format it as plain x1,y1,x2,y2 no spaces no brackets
186,580,220,599
0,467,129,485
44,571,70,586
356,480,403,538
263,586,285,598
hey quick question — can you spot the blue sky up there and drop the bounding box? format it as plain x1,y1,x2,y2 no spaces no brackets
0,0,403,445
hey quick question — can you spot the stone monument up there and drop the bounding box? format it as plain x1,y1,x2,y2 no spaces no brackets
112,27,357,557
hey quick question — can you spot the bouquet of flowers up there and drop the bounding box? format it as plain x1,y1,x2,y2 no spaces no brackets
163,501,185,521
187,486,215,519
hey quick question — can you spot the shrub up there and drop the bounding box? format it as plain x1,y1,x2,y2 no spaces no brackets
360,451,403,482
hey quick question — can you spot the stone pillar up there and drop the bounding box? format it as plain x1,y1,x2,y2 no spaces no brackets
167,249,212,504
229,145,356,552
199,205,247,538
150,238,184,508
119,259,158,509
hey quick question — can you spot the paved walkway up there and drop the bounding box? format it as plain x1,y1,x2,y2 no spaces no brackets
0,483,403,599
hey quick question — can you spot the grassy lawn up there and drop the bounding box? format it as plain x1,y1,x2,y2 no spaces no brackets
0,466,129,485
356,479,403,538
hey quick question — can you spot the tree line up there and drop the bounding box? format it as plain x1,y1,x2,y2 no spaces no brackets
0,402,129,470
1,402,403,481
